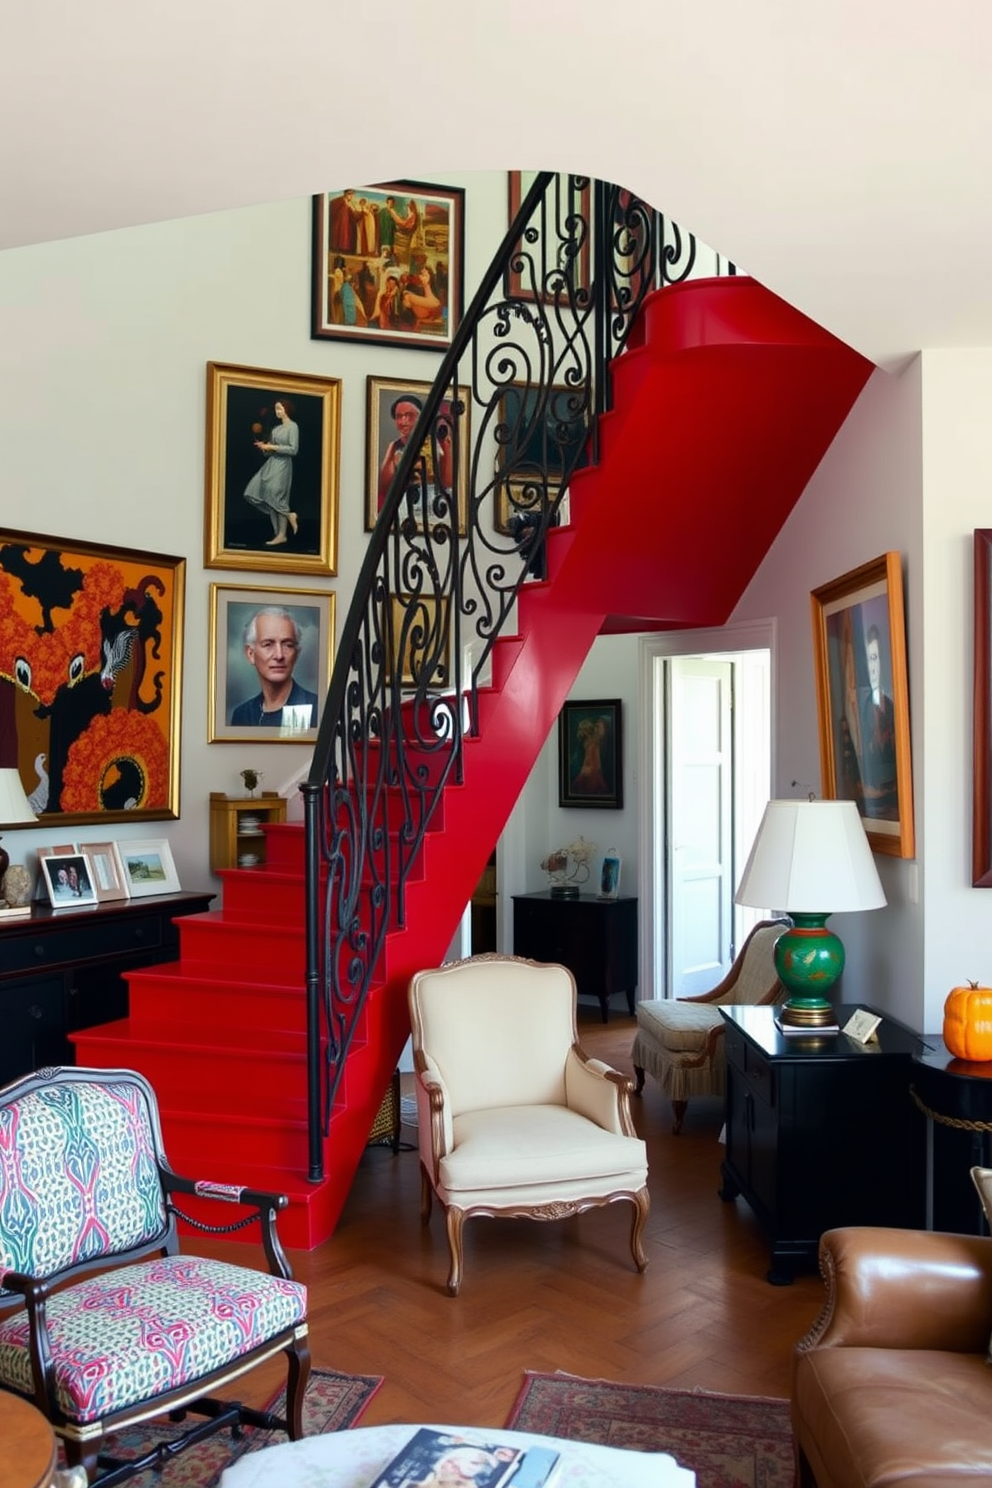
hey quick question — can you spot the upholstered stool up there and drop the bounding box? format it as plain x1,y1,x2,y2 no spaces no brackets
632,919,785,1133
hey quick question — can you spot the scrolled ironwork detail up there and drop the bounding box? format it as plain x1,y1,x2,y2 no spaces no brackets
302,173,731,1180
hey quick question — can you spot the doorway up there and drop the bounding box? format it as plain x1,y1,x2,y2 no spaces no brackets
638,619,774,1002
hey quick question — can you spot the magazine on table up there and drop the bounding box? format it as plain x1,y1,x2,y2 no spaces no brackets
367,1427,561,1488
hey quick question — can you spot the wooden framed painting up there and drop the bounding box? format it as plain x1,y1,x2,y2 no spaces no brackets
365,376,471,533
0,528,183,826
208,583,335,743
973,530,992,884
311,181,464,350
557,699,624,809
811,551,915,858
204,362,341,576
506,171,591,302
495,381,589,533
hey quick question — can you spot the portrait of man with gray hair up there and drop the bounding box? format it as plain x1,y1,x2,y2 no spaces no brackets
229,605,319,729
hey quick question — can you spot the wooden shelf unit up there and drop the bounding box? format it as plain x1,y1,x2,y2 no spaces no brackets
209,791,287,873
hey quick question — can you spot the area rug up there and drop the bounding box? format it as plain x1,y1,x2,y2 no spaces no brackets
507,1371,794,1488
57,1367,382,1488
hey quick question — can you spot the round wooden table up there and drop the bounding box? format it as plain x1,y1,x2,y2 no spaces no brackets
0,1392,57,1488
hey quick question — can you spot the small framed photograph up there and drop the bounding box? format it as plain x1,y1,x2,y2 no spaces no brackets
810,551,914,858
311,181,464,351
557,699,624,809
506,171,591,302
40,852,97,908
208,584,335,743
81,841,130,902
204,362,342,577
365,376,471,533
118,838,181,898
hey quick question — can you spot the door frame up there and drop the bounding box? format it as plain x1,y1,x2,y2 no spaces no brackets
637,618,777,1003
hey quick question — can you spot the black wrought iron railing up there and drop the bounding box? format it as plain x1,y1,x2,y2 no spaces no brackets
301,173,734,1180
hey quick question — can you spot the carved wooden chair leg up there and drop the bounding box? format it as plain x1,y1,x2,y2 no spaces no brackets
285,1336,312,1438
420,1163,433,1224
629,1188,650,1272
633,1065,645,1095
445,1206,466,1296
671,1099,688,1135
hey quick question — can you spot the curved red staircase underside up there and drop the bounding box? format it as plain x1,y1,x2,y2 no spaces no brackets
71,278,873,1250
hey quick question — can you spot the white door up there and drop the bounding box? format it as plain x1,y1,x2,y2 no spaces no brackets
667,658,734,996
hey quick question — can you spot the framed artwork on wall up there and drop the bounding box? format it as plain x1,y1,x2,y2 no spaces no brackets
506,171,591,302
810,551,915,858
204,362,341,576
311,181,464,350
365,376,471,533
495,380,589,533
973,530,992,884
386,594,450,690
0,528,184,826
208,583,335,744
557,699,624,809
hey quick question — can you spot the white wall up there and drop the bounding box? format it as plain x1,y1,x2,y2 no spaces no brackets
917,349,992,1029
0,175,510,893
733,361,929,1024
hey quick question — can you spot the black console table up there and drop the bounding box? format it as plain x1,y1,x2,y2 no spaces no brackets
0,890,214,1088
719,1004,927,1283
912,1037,992,1235
512,891,637,1022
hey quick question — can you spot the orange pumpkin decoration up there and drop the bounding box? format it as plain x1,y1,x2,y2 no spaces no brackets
943,982,992,1062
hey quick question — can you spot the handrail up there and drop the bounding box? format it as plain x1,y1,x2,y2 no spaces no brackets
302,174,732,1180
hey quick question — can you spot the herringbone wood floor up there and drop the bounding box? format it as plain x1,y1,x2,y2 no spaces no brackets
196,1011,827,1427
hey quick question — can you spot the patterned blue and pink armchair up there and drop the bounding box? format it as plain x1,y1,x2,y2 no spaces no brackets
0,1065,309,1485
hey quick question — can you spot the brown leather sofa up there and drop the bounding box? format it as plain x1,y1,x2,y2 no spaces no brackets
792,1226,992,1487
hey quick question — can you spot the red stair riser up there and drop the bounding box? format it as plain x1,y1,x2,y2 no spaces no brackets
163,1114,310,1172
69,1032,308,1118
177,918,307,977
126,971,308,1033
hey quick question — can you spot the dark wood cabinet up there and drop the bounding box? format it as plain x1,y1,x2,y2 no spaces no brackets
512,891,637,1022
0,891,214,1088
912,1038,992,1235
719,1004,927,1283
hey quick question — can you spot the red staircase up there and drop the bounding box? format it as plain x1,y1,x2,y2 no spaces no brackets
71,278,873,1250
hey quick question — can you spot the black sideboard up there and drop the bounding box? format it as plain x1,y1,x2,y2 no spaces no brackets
719,1004,927,1283
512,891,637,1022
0,890,214,1088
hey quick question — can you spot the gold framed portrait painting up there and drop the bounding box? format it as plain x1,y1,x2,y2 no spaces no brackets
811,551,914,858
205,362,341,577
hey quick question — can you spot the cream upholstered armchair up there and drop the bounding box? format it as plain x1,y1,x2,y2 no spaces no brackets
408,954,650,1296
632,918,786,1134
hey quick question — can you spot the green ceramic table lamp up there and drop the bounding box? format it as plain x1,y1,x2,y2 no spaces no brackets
735,798,886,1027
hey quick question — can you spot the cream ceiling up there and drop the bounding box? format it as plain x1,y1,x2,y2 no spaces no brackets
3,0,989,370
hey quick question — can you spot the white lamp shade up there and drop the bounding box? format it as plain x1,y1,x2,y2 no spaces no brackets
0,767,37,825
735,798,886,913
